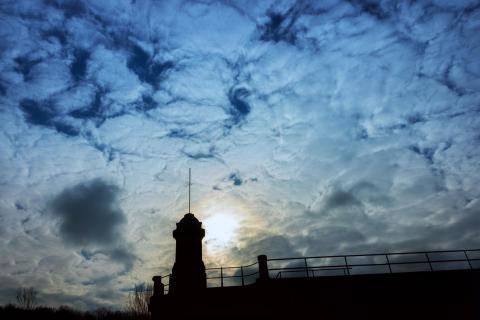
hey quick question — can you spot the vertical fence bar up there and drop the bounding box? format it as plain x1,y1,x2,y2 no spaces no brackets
464,251,473,269
425,253,433,271
385,254,392,273
344,256,350,275
241,266,245,286
220,267,224,287
304,257,309,278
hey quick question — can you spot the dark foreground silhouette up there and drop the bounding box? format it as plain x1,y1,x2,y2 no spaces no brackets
149,213,480,320
153,268,480,320
0,305,149,320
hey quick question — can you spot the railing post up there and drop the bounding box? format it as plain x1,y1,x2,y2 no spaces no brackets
344,256,350,275
220,267,224,287
149,276,165,316
258,255,269,280
152,276,164,297
241,266,245,286
464,251,473,269
425,253,433,271
385,254,392,273
304,257,309,278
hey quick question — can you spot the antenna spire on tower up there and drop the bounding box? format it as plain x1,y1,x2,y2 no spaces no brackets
188,168,191,213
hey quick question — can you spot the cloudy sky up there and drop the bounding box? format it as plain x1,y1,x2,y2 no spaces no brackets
1,0,480,310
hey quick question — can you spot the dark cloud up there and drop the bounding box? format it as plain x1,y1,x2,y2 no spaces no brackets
54,122,79,137
183,147,216,160
349,0,390,20
229,173,242,186
441,62,468,96
127,45,173,87
42,27,68,46
50,179,126,246
19,99,79,136
136,94,157,111
167,129,194,140
321,182,393,214
107,247,136,272
259,3,307,45
14,56,42,81
79,247,136,272
323,188,362,210
408,145,435,164
47,0,87,19
70,48,90,82
80,249,95,260
350,182,392,207
228,87,250,124
406,113,426,125
19,99,55,127
260,13,297,44
0,81,6,96
355,127,369,140
91,142,115,162
15,201,26,211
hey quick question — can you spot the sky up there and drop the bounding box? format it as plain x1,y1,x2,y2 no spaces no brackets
1,0,480,310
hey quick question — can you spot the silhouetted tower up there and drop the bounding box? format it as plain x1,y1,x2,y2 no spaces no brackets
169,169,206,294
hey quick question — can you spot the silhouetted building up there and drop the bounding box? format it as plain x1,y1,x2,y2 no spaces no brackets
169,213,206,294
149,213,480,320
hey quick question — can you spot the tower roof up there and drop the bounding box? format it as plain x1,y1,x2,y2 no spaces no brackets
179,213,200,224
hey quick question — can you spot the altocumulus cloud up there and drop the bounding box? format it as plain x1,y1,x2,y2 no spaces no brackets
1,0,480,311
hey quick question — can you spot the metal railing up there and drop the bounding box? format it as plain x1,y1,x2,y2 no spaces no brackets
205,261,259,288
158,261,259,294
267,249,480,279
154,249,480,295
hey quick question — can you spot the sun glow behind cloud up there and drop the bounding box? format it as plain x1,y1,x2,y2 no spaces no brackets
203,211,240,255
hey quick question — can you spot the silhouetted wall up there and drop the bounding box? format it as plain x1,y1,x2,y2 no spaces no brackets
152,269,480,320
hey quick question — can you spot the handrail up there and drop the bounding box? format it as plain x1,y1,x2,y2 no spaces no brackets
205,261,258,270
267,258,479,270
154,249,479,294
267,249,480,279
267,248,480,261
207,271,259,279
276,266,352,278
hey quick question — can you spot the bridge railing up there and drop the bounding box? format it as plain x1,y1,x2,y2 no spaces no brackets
155,249,480,295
